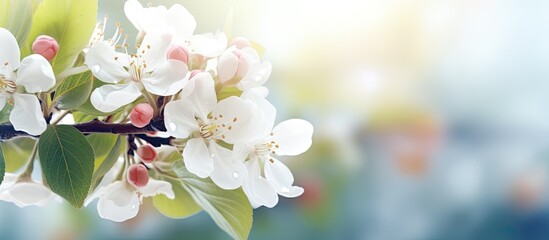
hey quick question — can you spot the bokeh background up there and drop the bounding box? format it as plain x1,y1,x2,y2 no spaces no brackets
3,0,549,239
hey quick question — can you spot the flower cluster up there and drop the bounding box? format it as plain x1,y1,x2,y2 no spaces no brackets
0,0,312,238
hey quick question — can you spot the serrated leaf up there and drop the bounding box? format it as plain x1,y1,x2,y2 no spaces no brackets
54,71,94,110
0,137,35,172
39,125,94,208
88,134,124,193
24,0,97,74
0,0,37,47
174,161,253,240
0,145,6,185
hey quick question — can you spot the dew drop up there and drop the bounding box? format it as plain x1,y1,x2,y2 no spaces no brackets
232,171,240,179
92,64,101,73
169,122,177,131
210,154,215,158
281,187,290,193
131,204,137,210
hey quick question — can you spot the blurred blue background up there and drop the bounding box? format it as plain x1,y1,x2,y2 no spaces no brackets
4,0,549,239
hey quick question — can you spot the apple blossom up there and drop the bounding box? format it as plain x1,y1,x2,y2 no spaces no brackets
137,144,157,163
0,173,59,208
32,35,59,61
164,72,260,189
216,46,272,91
130,103,154,128
0,28,55,135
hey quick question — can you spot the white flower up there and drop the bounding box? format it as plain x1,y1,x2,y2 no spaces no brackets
84,17,125,52
217,46,272,91
164,72,260,189
235,93,313,208
0,173,59,208
124,0,227,58
85,30,188,112
87,179,174,222
0,28,55,135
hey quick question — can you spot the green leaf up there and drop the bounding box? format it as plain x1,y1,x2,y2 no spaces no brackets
0,103,13,124
54,71,94,110
39,125,94,208
88,134,125,193
174,161,253,240
153,147,202,219
154,177,202,219
0,0,38,47
24,0,98,74
0,137,36,172
71,111,97,123
0,144,6,185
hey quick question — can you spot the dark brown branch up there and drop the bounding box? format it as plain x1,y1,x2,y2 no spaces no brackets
0,117,168,141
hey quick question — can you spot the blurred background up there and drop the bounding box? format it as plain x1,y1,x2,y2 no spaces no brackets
3,0,549,239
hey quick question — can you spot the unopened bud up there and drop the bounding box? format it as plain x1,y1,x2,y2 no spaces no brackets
137,144,157,163
229,37,252,49
217,49,251,85
130,103,154,128
127,164,149,188
32,35,59,61
166,45,189,64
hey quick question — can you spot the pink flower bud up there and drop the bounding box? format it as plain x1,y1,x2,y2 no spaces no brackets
127,164,149,188
217,49,251,85
32,35,59,61
233,50,251,79
229,37,252,49
166,45,189,64
130,103,154,128
137,144,157,163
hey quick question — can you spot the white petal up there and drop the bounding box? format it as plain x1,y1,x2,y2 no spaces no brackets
85,41,130,84
241,87,276,138
209,142,247,190
139,5,168,34
212,96,257,143
15,54,55,93
178,72,196,99
186,72,216,120
10,93,46,135
97,181,140,222
190,32,228,58
164,99,199,138
139,179,175,199
8,182,55,207
90,83,141,113
183,138,214,178
238,61,272,91
217,49,238,83
0,28,20,70
124,0,144,30
264,157,304,198
142,59,188,96
165,4,196,42
242,159,278,208
272,119,314,156
140,30,173,71
232,143,254,162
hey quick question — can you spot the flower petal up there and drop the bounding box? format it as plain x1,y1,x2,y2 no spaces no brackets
15,54,55,93
242,158,278,208
124,0,144,31
164,99,199,138
8,182,55,208
90,83,141,113
139,5,168,34
140,30,173,71
241,87,276,138
190,32,227,58
264,157,304,198
85,41,130,84
272,119,314,156
209,141,247,190
97,181,140,222
10,93,47,135
0,28,20,71
165,4,196,42
217,49,239,83
186,72,216,120
237,61,272,91
212,96,257,143
139,179,175,199
142,59,188,96
183,138,214,178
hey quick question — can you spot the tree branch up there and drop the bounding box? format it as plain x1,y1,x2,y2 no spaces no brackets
0,117,168,141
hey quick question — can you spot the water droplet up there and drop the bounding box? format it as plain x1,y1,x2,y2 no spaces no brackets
210,154,215,158
232,171,240,179
131,204,137,210
92,64,101,73
281,187,290,193
169,122,177,131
